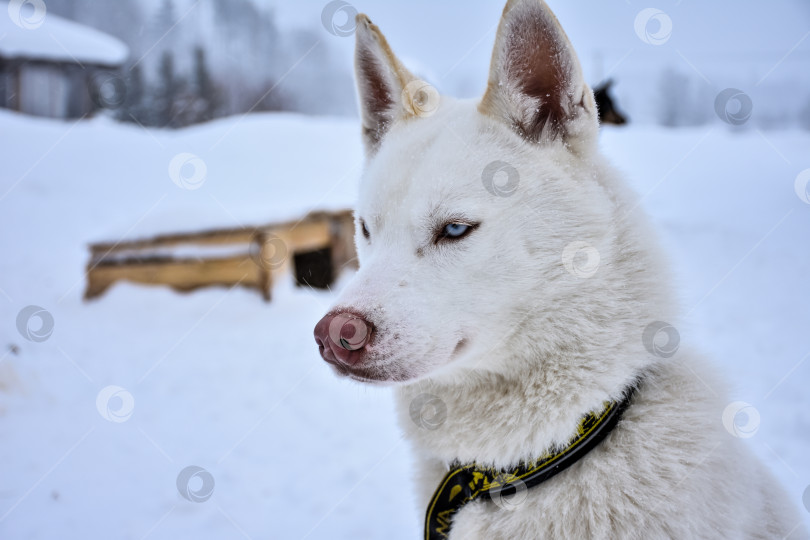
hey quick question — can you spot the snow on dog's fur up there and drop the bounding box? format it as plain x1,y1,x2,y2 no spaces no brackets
314,0,807,537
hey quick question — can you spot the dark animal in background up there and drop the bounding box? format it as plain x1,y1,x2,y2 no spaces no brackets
594,79,627,126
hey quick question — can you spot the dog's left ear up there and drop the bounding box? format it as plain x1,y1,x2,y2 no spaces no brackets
479,0,598,149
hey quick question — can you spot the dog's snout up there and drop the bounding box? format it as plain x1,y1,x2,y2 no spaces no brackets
314,310,374,367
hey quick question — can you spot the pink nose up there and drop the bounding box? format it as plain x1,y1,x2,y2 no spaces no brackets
314,311,373,367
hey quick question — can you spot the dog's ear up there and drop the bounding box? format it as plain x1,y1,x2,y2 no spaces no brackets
479,0,598,148
355,14,432,156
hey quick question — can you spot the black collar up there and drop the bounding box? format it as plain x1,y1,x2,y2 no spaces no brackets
424,383,638,540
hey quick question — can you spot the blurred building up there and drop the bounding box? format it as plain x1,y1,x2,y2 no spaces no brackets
0,8,128,118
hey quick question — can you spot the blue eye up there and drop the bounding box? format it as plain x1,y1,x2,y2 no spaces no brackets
444,223,469,237
437,222,478,243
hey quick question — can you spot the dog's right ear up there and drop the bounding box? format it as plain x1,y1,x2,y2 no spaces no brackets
354,15,424,156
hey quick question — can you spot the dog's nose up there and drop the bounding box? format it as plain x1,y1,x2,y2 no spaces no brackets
314,311,373,367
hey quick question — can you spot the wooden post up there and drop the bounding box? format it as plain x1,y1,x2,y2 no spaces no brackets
255,233,273,302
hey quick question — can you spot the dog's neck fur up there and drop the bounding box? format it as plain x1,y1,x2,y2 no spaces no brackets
395,309,664,470
395,372,629,470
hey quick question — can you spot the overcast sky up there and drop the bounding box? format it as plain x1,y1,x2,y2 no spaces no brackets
262,0,810,99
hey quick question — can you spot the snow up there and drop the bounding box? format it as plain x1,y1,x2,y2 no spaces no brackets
0,2,128,66
0,109,808,538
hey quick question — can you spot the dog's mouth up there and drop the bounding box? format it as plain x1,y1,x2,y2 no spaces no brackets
452,338,468,356
325,360,398,385
323,337,469,385
318,345,395,383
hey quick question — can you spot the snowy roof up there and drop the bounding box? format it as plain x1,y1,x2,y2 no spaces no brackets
0,3,128,66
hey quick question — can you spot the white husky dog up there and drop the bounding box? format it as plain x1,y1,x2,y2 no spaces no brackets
314,1,807,538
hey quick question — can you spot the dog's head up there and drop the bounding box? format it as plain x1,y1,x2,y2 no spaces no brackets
315,0,643,385
594,79,628,126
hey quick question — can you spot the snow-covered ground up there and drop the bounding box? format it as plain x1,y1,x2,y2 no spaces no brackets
1,109,808,538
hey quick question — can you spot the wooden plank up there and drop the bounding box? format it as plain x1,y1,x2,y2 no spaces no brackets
84,255,268,300
90,228,257,255
269,220,331,253
89,210,351,255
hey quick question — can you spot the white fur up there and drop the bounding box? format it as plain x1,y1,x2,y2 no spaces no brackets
322,1,808,537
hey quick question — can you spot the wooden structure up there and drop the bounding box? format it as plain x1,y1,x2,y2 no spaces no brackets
0,10,128,118
84,210,357,302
